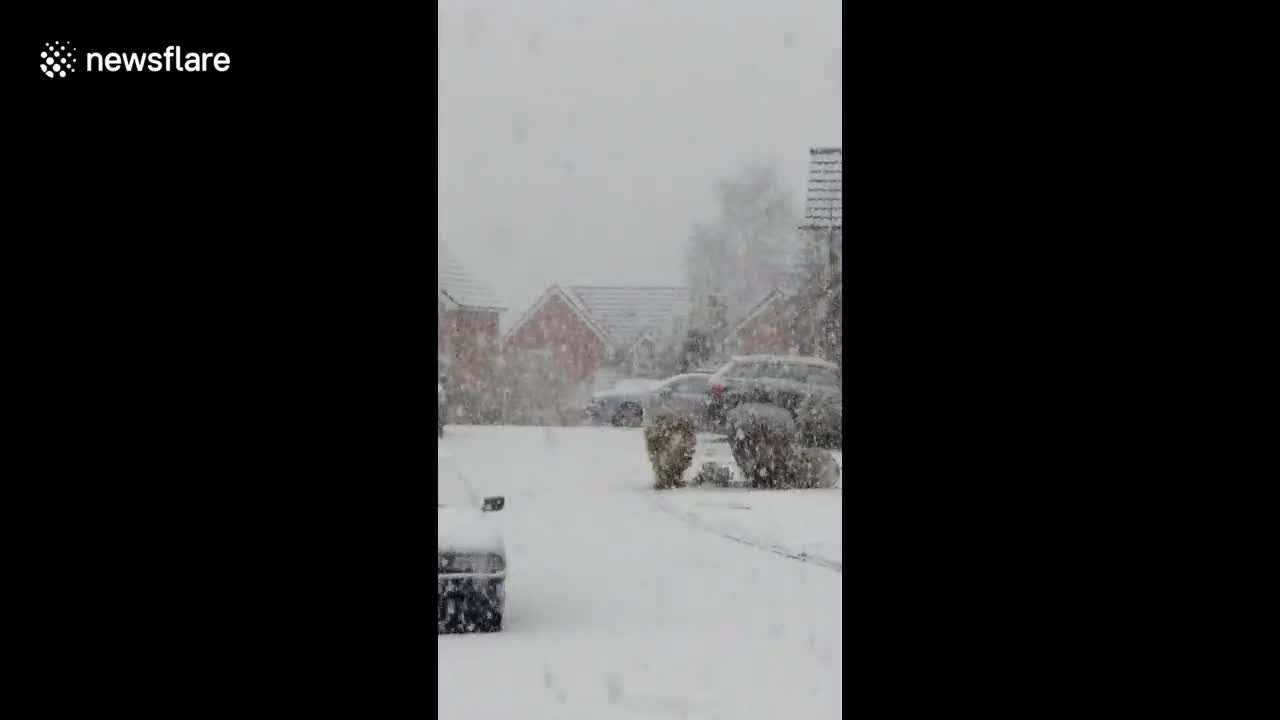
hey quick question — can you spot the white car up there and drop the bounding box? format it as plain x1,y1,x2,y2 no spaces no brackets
438,450,507,633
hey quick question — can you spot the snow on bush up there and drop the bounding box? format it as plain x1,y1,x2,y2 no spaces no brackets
796,395,842,449
691,461,738,487
726,403,838,488
791,447,840,489
726,403,799,488
643,409,697,490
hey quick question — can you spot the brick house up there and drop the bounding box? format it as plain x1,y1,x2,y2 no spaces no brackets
501,285,690,421
439,245,506,422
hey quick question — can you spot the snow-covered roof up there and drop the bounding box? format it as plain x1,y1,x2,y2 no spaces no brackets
503,284,691,355
562,286,689,351
501,285,614,353
439,245,506,311
802,147,842,229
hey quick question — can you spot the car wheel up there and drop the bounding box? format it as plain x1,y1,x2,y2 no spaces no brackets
612,403,643,427
477,613,503,632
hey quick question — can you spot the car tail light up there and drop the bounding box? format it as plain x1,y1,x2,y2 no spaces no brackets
710,383,726,396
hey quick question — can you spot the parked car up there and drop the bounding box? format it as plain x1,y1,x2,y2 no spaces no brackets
705,355,842,447
438,381,447,437
585,378,665,427
438,450,507,633
643,372,715,429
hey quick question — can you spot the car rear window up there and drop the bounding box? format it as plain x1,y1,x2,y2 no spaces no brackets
725,362,767,378
748,362,800,381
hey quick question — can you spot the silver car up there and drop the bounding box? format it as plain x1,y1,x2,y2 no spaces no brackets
705,355,842,447
585,378,665,427
643,372,715,429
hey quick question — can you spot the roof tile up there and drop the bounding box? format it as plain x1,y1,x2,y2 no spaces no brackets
439,245,505,311
803,147,842,228
562,286,690,350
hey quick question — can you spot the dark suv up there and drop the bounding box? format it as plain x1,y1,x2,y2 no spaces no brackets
705,355,842,447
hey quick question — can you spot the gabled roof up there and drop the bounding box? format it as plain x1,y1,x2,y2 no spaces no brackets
626,326,664,357
501,285,614,353
724,287,789,341
562,286,689,351
801,147,842,229
503,285,690,354
439,245,506,311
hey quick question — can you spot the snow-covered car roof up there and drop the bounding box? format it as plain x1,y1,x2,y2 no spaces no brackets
654,372,712,386
614,378,664,391
729,355,839,370
593,378,665,398
716,357,841,388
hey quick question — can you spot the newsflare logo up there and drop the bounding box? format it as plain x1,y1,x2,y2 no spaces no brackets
40,41,76,78
39,41,231,79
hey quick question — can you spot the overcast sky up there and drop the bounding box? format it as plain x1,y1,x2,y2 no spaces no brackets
439,0,841,328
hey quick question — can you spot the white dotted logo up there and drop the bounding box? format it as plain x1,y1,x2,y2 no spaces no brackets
40,41,77,78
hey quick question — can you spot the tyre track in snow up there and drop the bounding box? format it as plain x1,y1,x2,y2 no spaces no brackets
648,492,843,573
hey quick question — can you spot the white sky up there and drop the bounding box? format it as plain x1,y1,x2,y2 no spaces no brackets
438,0,841,328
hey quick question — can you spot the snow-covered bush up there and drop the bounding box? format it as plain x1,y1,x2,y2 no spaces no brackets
790,447,840,489
724,403,841,488
644,409,697,490
691,461,737,487
796,395,842,449
726,403,801,488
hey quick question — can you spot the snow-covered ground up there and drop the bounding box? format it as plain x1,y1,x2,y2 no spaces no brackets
652,434,843,570
438,425,841,720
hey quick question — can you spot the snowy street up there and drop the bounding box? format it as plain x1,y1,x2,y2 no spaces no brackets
438,426,842,720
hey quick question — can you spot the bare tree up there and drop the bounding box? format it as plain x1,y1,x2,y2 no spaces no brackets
685,162,800,347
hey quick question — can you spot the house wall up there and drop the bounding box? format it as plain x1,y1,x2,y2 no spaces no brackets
438,296,448,380
500,293,613,424
443,308,501,422
503,293,609,383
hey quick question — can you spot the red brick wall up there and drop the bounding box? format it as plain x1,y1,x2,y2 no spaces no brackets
444,308,501,421
504,293,608,382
